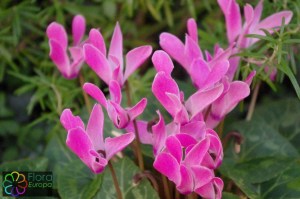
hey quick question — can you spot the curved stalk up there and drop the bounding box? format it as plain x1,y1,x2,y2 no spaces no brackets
108,161,123,199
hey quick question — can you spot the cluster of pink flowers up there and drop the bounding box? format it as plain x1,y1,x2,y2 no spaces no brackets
47,0,292,198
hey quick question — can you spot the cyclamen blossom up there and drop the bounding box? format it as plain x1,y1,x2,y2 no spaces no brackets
83,80,147,129
218,0,293,79
47,15,86,79
60,104,135,174
83,23,152,87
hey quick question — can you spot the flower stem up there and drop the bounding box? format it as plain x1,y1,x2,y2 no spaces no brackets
161,174,171,199
108,161,123,199
125,81,145,171
246,81,261,121
79,72,92,113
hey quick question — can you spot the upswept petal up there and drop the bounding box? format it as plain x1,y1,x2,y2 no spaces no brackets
83,44,112,85
60,109,85,131
191,165,214,190
202,130,223,169
69,46,83,63
108,22,123,71
127,98,147,120
187,18,198,43
195,177,223,199
89,150,107,174
175,133,197,148
72,15,85,46
152,72,180,117
83,83,107,108
159,33,186,67
180,121,206,141
190,59,210,89
253,0,263,26
218,0,242,43
165,136,182,164
104,132,135,160
177,165,193,194
184,35,203,70
88,28,106,56
184,138,210,166
49,40,70,78
153,152,181,185
86,104,105,151
185,84,224,118
123,45,152,82
109,80,122,104
152,50,174,75
66,127,95,171
245,71,256,86
202,60,229,90
152,111,166,156
46,22,68,50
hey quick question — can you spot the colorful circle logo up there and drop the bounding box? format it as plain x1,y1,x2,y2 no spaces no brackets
2,171,28,197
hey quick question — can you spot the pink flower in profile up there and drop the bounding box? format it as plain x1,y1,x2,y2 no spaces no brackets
46,15,86,79
83,80,147,129
218,0,293,79
83,23,152,86
60,104,135,174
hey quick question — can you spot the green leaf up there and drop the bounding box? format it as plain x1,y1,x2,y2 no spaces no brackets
95,157,159,199
56,159,103,199
0,157,48,171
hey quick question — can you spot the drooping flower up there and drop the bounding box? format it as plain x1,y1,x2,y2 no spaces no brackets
60,104,135,174
83,23,152,87
83,80,147,129
46,15,86,79
218,0,293,79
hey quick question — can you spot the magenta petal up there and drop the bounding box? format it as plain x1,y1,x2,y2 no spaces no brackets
109,80,122,104
185,84,224,118
165,136,182,164
175,134,197,148
66,127,97,171
127,98,147,121
191,165,214,189
152,50,174,75
105,132,135,160
69,46,83,63
213,177,224,199
177,165,193,194
89,28,106,56
152,72,180,117
72,15,85,46
203,60,229,90
153,152,181,185
89,150,107,174
184,35,203,70
195,177,223,199
108,22,123,71
254,11,293,35
159,33,186,67
218,0,242,43
107,101,129,129
83,44,112,85
190,59,210,89
49,40,70,77
245,71,256,86
83,83,107,109
86,104,105,151
60,109,85,131
253,0,263,26
180,121,206,141
152,111,166,156
184,138,210,166
187,18,198,43
124,45,152,82
46,22,68,50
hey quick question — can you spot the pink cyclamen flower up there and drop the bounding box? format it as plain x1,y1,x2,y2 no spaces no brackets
159,18,233,90
60,104,135,174
83,23,152,86
218,0,293,79
83,80,147,129
151,114,223,198
47,15,86,79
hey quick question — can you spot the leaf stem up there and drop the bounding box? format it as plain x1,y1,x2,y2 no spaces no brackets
79,72,91,113
108,161,123,199
246,81,261,121
125,81,145,171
